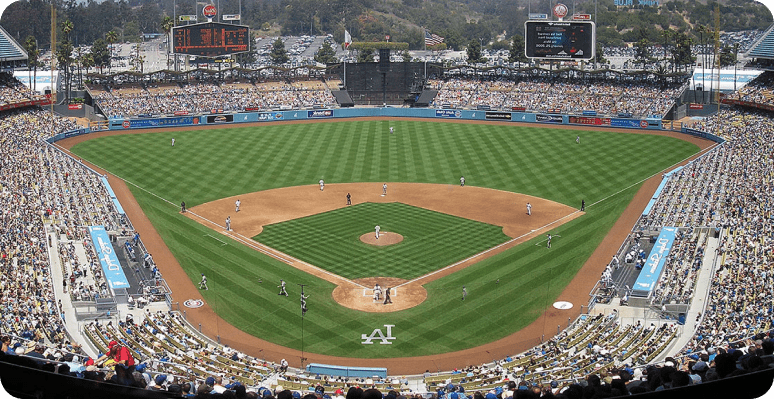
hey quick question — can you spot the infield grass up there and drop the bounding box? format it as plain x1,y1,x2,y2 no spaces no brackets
71,120,700,357
256,202,511,280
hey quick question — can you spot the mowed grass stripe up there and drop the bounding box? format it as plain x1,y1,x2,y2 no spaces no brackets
255,202,510,280
72,120,700,357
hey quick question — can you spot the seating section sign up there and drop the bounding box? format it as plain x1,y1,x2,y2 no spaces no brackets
631,227,677,297
88,225,130,290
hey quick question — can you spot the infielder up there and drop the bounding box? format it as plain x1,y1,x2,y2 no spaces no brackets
319,179,325,191
375,225,381,240
346,193,351,205
382,183,387,195
198,274,208,290
235,199,241,212
460,176,465,187
225,216,231,231
527,202,532,216
278,279,288,296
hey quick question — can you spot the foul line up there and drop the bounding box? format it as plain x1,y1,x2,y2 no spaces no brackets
204,234,228,246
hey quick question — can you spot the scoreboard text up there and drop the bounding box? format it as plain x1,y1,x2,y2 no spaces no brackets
173,22,249,57
525,21,595,60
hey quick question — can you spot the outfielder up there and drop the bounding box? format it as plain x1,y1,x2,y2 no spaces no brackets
171,138,175,147
198,274,208,290
389,126,394,134
547,234,552,248
462,286,467,301
375,225,381,240
278,279,288,296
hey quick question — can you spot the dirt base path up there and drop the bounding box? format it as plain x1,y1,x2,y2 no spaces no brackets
56,117,717,374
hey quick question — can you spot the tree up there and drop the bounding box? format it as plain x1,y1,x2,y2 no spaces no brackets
23,36,40,92
105,31,118,72
466,40,486,64
508,35,527,67
401,50,412,63
357,48,374,62
161,16,174,70
314,41,337,64
634,38,651,70
670,32,694,72
595,45,607,66
91,38,110,73
719,46,737,67
59,20,74,100
269,38,289,65
56,39,74,100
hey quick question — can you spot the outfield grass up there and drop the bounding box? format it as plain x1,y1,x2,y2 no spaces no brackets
71,120,699,357
256,202,511,280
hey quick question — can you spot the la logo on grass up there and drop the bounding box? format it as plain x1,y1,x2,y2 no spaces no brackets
361,325,395,345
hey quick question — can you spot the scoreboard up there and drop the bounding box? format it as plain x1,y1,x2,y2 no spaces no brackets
172,22,249,57
525,21,595,60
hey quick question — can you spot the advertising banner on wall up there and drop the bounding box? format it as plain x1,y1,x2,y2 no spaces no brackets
536,114,563,123
485,111,512,120
568,116,611,126
435,109,462,118
308,109,334,118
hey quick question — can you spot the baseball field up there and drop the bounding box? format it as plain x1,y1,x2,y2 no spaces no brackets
69,119,700,361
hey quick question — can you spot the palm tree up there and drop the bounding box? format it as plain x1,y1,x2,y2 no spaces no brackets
161,16,174,70
696,24,707,101
60,20,74,100
660,28,672,72
23,36,39,93
106,30,118,72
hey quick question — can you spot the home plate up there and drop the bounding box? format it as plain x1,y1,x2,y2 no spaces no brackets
553,301,573,310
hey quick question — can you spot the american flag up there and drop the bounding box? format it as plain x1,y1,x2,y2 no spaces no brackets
425,30,444,47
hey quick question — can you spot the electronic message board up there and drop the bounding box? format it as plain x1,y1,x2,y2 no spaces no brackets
525,21,595,60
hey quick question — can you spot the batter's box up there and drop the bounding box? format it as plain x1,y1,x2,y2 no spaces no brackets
363,288,398,297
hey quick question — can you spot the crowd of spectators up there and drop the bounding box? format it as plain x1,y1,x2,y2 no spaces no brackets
725,71,774,107
431,77,684,118
93,80,337,118
0,72,45,106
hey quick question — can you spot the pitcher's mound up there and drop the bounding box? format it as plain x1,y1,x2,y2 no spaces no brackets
360,232,403,246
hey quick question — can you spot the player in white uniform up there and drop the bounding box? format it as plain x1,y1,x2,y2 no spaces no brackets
319,179,325,191
235,199,241,212
171,138,175,147
199,274,208,290
460,176,465,187
225,216,231,231
526,202,532,216
373,284,382,301
278,279,288,296
389,126,394,134
375,225,381,239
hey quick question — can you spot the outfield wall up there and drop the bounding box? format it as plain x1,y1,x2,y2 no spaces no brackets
92,108,665,131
